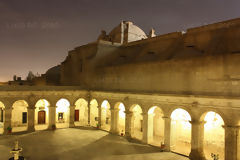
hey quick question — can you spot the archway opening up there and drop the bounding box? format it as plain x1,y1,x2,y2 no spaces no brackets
115,102,125,135
170,108,191,156
90,99,98,127
101,100,111,131
11,100,29,132
75,98,88,126
35,99,49,130
130,104,143,140
0,101,5,134
202,111,224,160
56,98,70,128
148,106,164,146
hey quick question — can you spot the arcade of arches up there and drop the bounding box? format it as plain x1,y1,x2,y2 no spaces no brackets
0,90,240,160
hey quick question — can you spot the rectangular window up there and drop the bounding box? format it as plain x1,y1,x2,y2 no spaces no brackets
58,113,64,121
0,109,3,122
106,117,109,124
22,112,27,124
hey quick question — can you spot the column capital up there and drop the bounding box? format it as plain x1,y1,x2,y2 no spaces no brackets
49,105,57,108
28,106,36,110
69,105,76,108
222,125,240,130
162,116,170,120
124,110,133,115
110,108,119,112
189,120,206,125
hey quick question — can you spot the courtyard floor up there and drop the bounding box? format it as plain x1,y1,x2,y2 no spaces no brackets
0,128,189,160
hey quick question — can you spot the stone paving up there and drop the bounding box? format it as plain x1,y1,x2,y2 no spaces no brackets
0,128,189,160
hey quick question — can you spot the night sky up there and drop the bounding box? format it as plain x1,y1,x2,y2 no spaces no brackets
0,0,240,82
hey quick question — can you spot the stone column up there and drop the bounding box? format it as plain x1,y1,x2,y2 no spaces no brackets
3,107,12,134
142,112,149,144
69,106,75,128
98,106,102,128
125,111,133,138
148,114,154,143
224,125,239,160
189,120,206,160
110,108,119,134
27,107,35,132
101,108,105,127
48,106,56,130
87,99,91,126
163,116,171,151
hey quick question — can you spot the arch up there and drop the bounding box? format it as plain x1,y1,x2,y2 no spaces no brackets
35,99,50,131
147,106,165,146
0,101,5,134
200,111,225,160
11,100,29,132
56,98,70,129
90,99,98,127
114,102,126,135
170,108,192,156
130,104,143,140
74,98,88,126
101,100,111,131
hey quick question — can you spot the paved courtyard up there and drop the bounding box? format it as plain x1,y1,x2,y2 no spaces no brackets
0,128,189,160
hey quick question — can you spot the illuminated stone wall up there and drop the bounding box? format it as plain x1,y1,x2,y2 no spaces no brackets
60,18,240,98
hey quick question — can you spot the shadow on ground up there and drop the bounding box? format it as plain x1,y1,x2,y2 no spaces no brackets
0,128,188,160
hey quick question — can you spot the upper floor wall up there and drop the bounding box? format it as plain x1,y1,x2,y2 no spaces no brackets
59,18,240,97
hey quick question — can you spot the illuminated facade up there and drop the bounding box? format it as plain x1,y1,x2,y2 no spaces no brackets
1,19,240,160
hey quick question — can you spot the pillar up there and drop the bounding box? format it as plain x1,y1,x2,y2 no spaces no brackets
48,106,56,130
110,108,119,134
163,116,171,151
125,111,133,138
189,120,206,160
224,125,239,160
98,106,102,128
27,107,35,132
3,107,12,134
148,114,154,143
101,108,105,128
142,112,149,144
69,106,75,128
87,99,91,126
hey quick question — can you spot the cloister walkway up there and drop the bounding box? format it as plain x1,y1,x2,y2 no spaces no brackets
0,128,188,160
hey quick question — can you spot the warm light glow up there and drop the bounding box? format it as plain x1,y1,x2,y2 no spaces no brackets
101,100,109,109
119,103,125,118
148,106,157,114
171,108,191,129
75,98,88,107
132,105,142,113
204,112,224,130
171,108,191,121
36,99,49,108
56,99,70,112
0,101,5,108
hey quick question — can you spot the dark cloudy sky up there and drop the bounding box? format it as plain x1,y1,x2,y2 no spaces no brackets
0,0,240,82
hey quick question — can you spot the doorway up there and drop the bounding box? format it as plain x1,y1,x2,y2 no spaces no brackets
75,110,79,121
38,111,46,124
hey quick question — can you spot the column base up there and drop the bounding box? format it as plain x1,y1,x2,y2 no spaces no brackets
3,130,11,135
27,127,35,133
48,124,56,130
189,150,206,160
124,132,131,138
69,123,75,128
110,129,118,135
